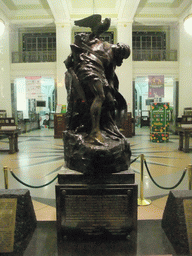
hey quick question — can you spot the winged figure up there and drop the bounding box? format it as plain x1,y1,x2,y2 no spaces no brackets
74,14,111,37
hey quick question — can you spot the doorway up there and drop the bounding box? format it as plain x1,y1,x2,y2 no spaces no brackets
15,76,56,132
134,76,175,127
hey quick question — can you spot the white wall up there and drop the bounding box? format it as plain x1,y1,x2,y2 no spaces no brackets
11,62,56,79
0,12,12,116
133,61,179,77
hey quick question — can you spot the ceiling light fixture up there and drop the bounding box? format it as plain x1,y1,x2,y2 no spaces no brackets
184,14,192,36
0,19,5,36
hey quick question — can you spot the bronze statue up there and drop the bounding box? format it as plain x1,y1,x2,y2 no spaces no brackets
65,15,130,145
63,15,131,174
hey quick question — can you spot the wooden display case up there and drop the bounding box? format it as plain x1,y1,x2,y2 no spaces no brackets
54,114,66,138
120,112,135,138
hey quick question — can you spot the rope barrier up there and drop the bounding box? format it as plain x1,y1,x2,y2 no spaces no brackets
6,152,189,194
144,159,187,190
131,155,140,164
10,170,58,189
188,164,192,190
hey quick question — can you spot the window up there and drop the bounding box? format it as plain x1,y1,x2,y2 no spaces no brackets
132,31,166,50
22,33,56,52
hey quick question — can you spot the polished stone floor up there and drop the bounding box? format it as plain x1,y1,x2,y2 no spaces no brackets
0,127,191,222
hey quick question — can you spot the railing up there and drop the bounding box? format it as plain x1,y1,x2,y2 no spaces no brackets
133,49,177,61
12,49,177,63
12,51,56,63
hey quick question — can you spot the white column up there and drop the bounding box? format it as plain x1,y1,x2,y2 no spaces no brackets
178,14,192,115
0,15,11,116
56,22,71,107
116,21,133,112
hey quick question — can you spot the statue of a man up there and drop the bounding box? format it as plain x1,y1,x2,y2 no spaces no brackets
64,15,130,145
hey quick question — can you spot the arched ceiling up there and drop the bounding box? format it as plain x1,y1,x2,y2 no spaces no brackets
0,0,191,27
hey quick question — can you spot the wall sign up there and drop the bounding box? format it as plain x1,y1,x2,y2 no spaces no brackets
148,75,164,98
25,76,42,99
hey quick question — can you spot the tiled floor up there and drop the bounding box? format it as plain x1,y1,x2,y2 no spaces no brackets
0,127,191,221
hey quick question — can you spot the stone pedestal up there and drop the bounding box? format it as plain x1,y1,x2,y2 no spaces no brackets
162,190,192,255
56,170,137,241
0,189,36,254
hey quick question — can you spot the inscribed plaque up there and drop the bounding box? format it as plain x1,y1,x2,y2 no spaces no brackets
0,198,17,253
63,194,132,234
183,199,192,255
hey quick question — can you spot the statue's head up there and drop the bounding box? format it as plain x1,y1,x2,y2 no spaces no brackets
112,43,131,66
74,33,90,45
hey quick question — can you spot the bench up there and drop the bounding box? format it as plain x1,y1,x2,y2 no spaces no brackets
177,115,192,152
0,118,21,154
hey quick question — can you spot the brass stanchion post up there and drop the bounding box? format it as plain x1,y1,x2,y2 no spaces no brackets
138,154,151,206
188,164,192,190
3,166,8,189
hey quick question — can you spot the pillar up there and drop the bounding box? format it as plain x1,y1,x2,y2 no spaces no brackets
0,13,11,116
178,7,192,116
56,22,71,107
116,22,133,112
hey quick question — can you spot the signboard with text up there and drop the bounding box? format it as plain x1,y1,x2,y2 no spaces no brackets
25,76,42,99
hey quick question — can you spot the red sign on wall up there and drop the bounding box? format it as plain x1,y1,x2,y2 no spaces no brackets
148,75,164,98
